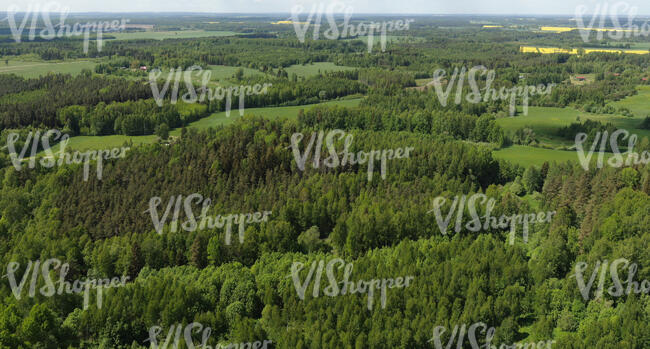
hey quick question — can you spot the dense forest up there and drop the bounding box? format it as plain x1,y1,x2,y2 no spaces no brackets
1,116,649,348
0,11,649,349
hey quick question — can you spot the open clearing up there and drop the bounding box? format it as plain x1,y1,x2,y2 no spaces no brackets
171,98,362,133
494,87,650,167
38,98,363,153
493,145,581,167
612,85,650,117
0,59,98,78
625,42,650,50
41,135,159,154
154,65,270,86
204,65,269,81
282,62,357,78
493,144,615,168
497,104,650,148
569,73,595,85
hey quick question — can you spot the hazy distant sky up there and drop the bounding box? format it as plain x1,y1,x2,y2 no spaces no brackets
0,0,649,15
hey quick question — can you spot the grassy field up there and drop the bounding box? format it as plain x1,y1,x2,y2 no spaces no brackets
170,98,362,134
38,98,363,153
625,42,650,50
282,62,356,78
204,65,268,82
494,87,650,167
0,59,98,78
612,85,650,118
107,30,239,40
492,145,616,168
41,135,159,154
493,145,579,167
152,65,270,87
497,106,650,148
415,78,431,85
497,107,581,147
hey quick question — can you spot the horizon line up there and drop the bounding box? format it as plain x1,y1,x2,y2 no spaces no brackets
2,11,650,17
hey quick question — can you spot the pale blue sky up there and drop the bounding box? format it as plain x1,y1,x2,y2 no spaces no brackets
0,0,649,15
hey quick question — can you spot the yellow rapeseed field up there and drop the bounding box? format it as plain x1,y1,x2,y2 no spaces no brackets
540,26,575,33
520,46,648,55
540,26,635,33
271,20,309,25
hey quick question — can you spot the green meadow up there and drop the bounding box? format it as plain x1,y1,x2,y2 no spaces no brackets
624,42,650,50
43,135,159,154
612,85,650,117
204,65,269,82
153,65,269,86
39,98,363,154
0,59,98,78
497,104,650,148
494,86,650,167
170,98,362,133
492,144,615,168
282,62,357,78
493,145,580,167
415,78,435,86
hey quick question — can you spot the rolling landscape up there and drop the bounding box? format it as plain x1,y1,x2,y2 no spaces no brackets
0,2,649,348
